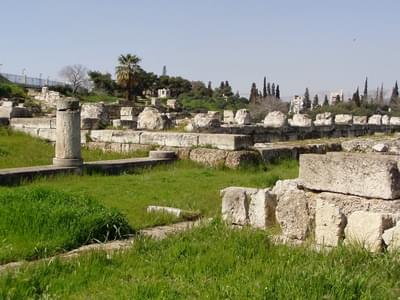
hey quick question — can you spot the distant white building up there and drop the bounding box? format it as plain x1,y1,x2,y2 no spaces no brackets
157,88,171,99
329,90,344,105
290,95,306,114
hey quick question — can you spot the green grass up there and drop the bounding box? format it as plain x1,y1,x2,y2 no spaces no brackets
1,221,400,299
0,188,131,264
0,127,148,169
2,159,298,230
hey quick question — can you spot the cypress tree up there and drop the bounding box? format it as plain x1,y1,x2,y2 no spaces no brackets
363,77,368,100
263,76,267,98
225,80,230,87
312,94,319,108
272,83,276,97
220,81,225,89
276,85,280,99
323,95,329,106
249,82,258,103
352,87,361,107
379,83,384,104
162,65,167,76
207,81,213,97
304,88,311,109
390,81,399,105
267,82,271,95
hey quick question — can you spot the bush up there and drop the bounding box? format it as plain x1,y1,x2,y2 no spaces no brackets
0,188,132,263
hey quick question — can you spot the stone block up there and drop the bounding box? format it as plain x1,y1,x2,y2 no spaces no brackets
263,111,288,127
235,109,251,125
81,118,100,130
344,211,393,252
315,200,346,247
140,131,167,146
353,116,368,125
314,112,333,126
223,110,235,124
37,128,56,142
190,148,228,167
335,114,353,125
164,133,199,148
382,115,390,125
198,133,252,150
299,152,400,199
10,117,54,129
368,114,382,125
221,187,276,229
288,114,312,127
225,151,261,169
382,224,400,251
390,117,400,126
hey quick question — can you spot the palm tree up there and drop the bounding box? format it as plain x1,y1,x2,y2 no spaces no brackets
115,54,141,101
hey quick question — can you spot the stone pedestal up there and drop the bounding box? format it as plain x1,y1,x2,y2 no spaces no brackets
53,99,83,167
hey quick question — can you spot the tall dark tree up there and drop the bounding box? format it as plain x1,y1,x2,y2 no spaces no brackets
363,77,368,101
162,65,167,76
225,80,230,87
352,87,361,107
323,95,329,106
207,81,213,97
276,85,280,99
249,82,258,103
390,81,399,105
267,82,271,95
375,87,379,103
312,94,319,108
220,81,225,89
304,87,311,109
263,76,267,98
271,83,276,97
379,83,384,104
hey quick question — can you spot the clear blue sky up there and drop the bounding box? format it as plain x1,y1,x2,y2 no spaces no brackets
1,0,399,99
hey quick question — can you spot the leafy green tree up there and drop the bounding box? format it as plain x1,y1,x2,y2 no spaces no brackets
88,71,117,94
115,54,141,101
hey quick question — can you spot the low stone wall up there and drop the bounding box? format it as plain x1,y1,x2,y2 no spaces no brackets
205,123,400,143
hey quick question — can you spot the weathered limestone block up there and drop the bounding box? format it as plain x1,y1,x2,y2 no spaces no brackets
390,117,400,126
81,103,108,127
158,146,191,160
235,109,251,125
198,133,252,150
288,114,312,127
89,130,141,144
225,151,261,169
341,139,377,153
37,128,56,142
149,150,176,159
334,114,353,125
263,111,288,127
344,211,393,252
314,112,333,126
353,116,368,125
166,99,178,110
80,118,101,130
271,179,302,200
368,114,382,125
207,111,221,120
315,200,346,247
191,113,220,130
223,110,235,124
372,143,389,152
137,107,170,130
299,152,400,199
275,183,316,240
382,115,390,125
221,187,276,229
10,117,54,129
382,224,400,251
189,148,228,167
120,107,137,122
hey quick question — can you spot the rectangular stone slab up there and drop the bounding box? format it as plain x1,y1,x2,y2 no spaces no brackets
299,152,400,200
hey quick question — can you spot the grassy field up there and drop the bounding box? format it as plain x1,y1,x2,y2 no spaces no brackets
0,187,130,264
1,221,400,299
0,159,298,230
0,127,148,169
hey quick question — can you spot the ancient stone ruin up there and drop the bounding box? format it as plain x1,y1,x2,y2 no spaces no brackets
222,151,400,252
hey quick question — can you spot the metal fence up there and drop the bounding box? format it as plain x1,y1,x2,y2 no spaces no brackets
0,73,66,88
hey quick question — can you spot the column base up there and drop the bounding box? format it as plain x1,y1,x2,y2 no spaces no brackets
53,158,83,167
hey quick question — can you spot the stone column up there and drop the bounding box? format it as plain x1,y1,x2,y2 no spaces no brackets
53,98,83,167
